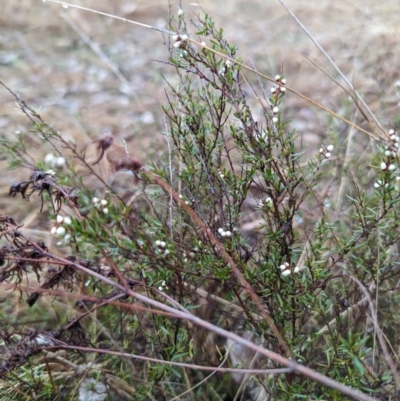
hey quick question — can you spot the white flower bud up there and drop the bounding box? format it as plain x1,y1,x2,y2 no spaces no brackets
271,87,277,93
389,129,395,135
280,86,286,92
173,41,182,48
381,162,387,170
385,150,393,157
55,157,66,167
326,145,334,152
389,164,396,171
281,78,286,85
218,228,224,234
272,117,278,123
56,226,66,237
177,8,184,15
180,34,188,42
281,270,291,276
275,74,281,81
44,153,55,166
272,106,279,114
172,34,179,41
100,199,108,206
56,215,64,224
325,152,331,159
92,197,99,205
160,241,166,248
64,216,72,225
50,226,57,235
102,207,108,215
293,266,300,273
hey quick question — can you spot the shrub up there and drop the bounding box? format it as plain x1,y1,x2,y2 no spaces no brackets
0,5,398,401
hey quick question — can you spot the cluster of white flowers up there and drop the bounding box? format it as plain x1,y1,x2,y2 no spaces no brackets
384,129,400,156
319,144,334,159
92,197,108,215
258,197,273,208
218,227,232,237
44,153,66,169
50,214,72,245
155,240,170,256
218,169,225,179
172,33,189,49
178,194,191,205
158,280,169,291
278,262,300,277
374,180,389,189
271,75,287,95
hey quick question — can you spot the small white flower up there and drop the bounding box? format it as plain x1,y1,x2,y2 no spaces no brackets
55,157,66,167
102,207,108,215
100,199,108,206
385,150,393,157
173,41,182,48
325,152,331,159
293,266,300,273
381,162,387,170
218,228,224,234
389,164,396,171
389,129,395,135
64,216,72,225
319,147,324,154
64,234,71,243
272,106,279,114
224,231,232,237
281,270,291,276
44,153,55,166
164,249,170,255
46,169,56,176
177,8,184,15
275,74,281,81
56,215,64,224
278,262,289,271
374,181,382,188
50,226,57,235
185,200,190,205
326,145,334,152
180,34,188,42
159,241,166,248
92,197,99,205
265,197,273,206
155,240,161,246
56,226,66,237
172,34,179,41
272,117,278,124
200,41,206,46
280,78,286,85
280,86,286,92
271,87,277,93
